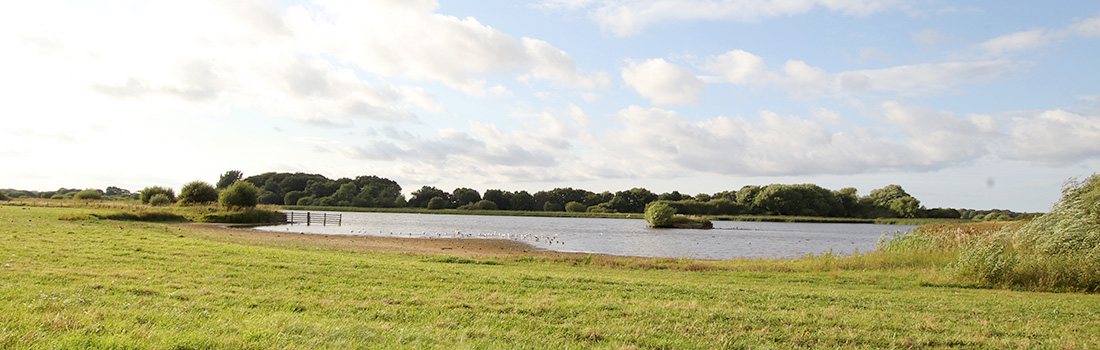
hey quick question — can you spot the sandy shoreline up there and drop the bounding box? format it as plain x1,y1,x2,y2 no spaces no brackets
174,223,571,257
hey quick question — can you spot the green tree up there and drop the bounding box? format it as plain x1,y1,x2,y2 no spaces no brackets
427,196,447,210
219,181,259,208
0,191,8,201
140,186,175,204
73,189,104,200
509,191,536,211
565,201,587,212
104,186,130,197
610,188,658,213
409,186,450,208
284,191,307,206
178,181,218,204
217,170,243,190
483,189,512,210
645,202,677,228
452,188,481,207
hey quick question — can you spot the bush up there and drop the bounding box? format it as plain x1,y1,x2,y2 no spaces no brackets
565,201,587,213
0,191,8,201
952,174,1100,292
73,189,104,200
427,196,447,210
285,191,307,207
458,199,498,210
149,194,172,206
178,181,219,204
645,202,676,228
219,181,259,208
140,186,175,204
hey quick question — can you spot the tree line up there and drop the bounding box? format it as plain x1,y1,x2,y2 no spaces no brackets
234,171,953,219
0,171,1038,220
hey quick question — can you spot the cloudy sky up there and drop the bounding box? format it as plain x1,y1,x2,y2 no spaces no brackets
2,0,1099,212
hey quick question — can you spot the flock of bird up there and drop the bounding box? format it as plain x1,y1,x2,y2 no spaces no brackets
345,229,566,245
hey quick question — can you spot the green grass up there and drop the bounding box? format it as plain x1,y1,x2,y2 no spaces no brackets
2,205,1098,349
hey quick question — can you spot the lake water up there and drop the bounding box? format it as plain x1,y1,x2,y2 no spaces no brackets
254,211,916,260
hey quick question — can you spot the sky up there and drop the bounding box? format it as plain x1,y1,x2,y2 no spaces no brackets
2,0,1099,212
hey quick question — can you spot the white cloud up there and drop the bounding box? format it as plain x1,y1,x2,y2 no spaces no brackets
773,59,1025,97
1005,110,1100,165
621,58,705,106
541,0,907,36
599,102,1002,177
699,49,765,84
980,28,1052,55
1071,13,1100,37
292,1,608,93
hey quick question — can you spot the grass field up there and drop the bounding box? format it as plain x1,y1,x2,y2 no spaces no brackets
2,205,1098,349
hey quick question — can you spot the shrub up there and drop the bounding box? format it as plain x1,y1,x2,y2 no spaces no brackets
178,181,218,204
952,174,1100,292
427,196,447,210
50,194,65,200
149,194,172,206
645,202,676,228
140,186,175,204
458,199,498,210
73,190,104,200
296,196,315,206
285,191,307,207
219,181,259,208
0,191,8,201
565,201,587,212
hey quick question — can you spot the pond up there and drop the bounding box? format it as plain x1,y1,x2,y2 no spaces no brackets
254,211,916,260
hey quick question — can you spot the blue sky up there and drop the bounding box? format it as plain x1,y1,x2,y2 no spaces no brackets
2,0,1098,212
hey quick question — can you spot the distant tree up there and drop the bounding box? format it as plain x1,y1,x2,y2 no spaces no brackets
735,185,762,213
258,191,283,205
483,189,512,210
73,189,104,200
658,191,685,201
0,191,8,201
565,201,587,212
889,196,922,218
284,191,307,207
452,188,481,207
140,186,175,204
543,201,564,212
219,181,259,208
409,186,450,208
332,183,359,203
834,187,861,217
104,186,130,197
427,196,447,210
217,170,243,190
458,199,498,210
694,193,712,202
584,191,614,207
509,190,537,211
178,181,218,204
609,188,658,213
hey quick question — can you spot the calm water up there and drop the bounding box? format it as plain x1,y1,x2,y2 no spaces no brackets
254,211,916,260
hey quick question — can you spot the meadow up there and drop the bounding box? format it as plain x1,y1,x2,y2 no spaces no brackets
2,204,1098,349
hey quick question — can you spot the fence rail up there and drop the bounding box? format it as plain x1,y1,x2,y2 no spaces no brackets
286,212,342,226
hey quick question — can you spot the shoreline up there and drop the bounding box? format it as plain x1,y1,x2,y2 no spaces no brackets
175,223,579,258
